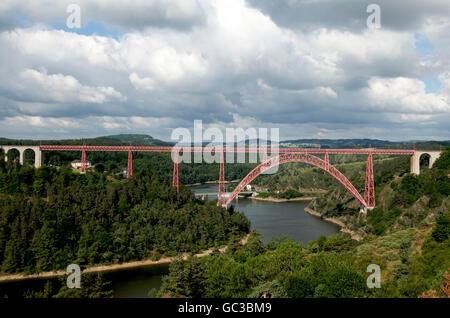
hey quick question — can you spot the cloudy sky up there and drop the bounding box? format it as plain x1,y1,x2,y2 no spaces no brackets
0,0,449,141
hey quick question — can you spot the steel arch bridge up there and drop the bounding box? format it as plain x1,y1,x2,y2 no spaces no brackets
222,152,367,207
7,143,427,213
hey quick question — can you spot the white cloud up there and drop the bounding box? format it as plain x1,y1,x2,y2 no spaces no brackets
439,71,450,96
0,0,206,31
364,77,449,113
247,0,450,32
129,73,157,91
0,0,448,140
0,115,182,139
1,115,81,130
18,68,127,104
2,28,124,70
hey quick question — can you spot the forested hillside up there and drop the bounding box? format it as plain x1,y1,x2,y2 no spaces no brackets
281,139,449,150
0,157,249,274
155,150,450,298
308,149,450,238
0,134,171,146
157,206,449,298
251,149,449,238
252,155,410,192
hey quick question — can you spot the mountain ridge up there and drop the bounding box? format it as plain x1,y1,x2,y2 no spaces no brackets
0,134,448,150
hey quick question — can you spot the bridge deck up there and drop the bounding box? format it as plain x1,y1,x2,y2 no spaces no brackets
39,145,415,155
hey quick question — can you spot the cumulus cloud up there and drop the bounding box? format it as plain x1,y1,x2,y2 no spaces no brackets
0,0,448,140
364,77,449,113
18,68,126,104
247,0,450,32
0,0,206,31
439,72,450,95
0,115,182,139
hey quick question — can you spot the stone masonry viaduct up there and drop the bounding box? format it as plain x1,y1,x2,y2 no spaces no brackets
0,145,42,168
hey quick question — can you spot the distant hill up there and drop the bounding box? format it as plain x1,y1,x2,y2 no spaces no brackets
280,139,450,150
96,134,173,146
0,134,173,146
0,135,447,150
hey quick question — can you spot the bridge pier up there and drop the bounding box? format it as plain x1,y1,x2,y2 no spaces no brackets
410,151,442,175
127,150,133,178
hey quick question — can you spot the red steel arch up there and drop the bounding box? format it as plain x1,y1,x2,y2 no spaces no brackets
222,152,367,207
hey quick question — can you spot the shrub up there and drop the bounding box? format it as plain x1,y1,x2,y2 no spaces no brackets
428,193,443,209
314,266,367,298
432,213,450,243
248,280,287,298
323,234,354,252
393,263,409,280
284,270,315,298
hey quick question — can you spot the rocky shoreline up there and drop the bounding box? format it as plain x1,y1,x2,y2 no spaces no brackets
247,196,316,203
304,207,362,241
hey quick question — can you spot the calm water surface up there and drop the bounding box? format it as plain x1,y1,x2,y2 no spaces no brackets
191,183,339,243
107,263,169,298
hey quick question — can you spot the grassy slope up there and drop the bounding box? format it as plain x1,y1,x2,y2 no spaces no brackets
355,223,450,297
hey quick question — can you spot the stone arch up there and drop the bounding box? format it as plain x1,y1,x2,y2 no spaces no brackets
419,153,431,171
24,148,36,165
6,148,21,163
410,151,442,175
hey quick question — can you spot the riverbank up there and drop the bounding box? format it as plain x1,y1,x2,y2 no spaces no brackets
304,207,362,241
0,235,250,284
248,196,316,203
185,180,240,186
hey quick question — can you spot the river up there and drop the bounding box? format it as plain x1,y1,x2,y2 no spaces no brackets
0,183,339,298
111,183,339,297
191,183,339,244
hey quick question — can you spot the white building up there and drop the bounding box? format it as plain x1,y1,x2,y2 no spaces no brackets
71,160,92,170
245,184,252,191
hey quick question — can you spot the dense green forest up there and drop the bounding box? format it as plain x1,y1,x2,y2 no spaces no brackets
281,138,449,150
0,156,249,275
